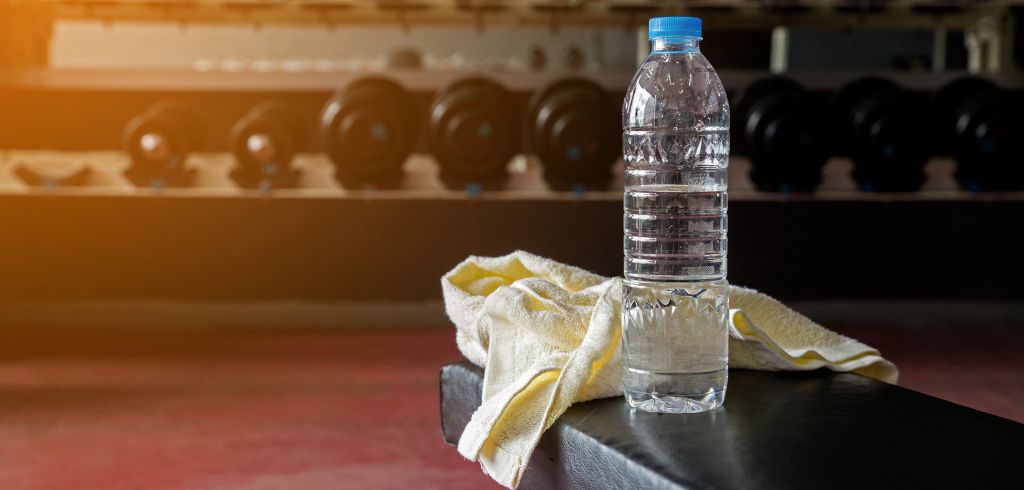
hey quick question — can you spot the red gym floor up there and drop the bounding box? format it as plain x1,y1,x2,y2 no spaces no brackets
0,325,1020,489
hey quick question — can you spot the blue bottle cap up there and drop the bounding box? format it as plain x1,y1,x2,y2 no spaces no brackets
648,16,702,40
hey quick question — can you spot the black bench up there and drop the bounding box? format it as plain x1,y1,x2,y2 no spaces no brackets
440,362,1022,489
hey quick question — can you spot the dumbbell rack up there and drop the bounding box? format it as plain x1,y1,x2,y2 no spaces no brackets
0,185,1020,307
1,0,1021,312
2,67,1022,190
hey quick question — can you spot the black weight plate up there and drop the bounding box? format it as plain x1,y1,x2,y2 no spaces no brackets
828,77,897,155
732,77,804,155
849,90,930,192
931,77,997,154
122,109,193,187
230,110,298,189
952,90,1024,191
321,77,418,189
428,78,520,190
527,78,618,191
747,91,831,192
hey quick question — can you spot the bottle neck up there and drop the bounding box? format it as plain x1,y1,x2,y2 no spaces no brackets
650,37,701,54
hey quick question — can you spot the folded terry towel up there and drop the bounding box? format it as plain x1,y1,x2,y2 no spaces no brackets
442,251,898,488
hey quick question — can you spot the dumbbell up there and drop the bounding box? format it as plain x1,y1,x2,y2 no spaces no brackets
527,79,619,191
230,102,305,190
428,78,521,190
932,78,1023,192
830,78,931,192
733,77,830,192
122,101,204,187
321,77,419,189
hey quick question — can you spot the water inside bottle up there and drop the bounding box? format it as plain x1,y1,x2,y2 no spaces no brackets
622,181,729,413
622,279,728,413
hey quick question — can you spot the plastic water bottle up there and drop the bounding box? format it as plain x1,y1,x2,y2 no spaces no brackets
621,17,730,413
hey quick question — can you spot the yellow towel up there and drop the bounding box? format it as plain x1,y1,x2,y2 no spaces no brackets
442,251,898,488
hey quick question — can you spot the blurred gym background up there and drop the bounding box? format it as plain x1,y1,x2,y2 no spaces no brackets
0,1,1021,488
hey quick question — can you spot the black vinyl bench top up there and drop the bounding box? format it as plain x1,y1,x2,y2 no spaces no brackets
440,361,1023,489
